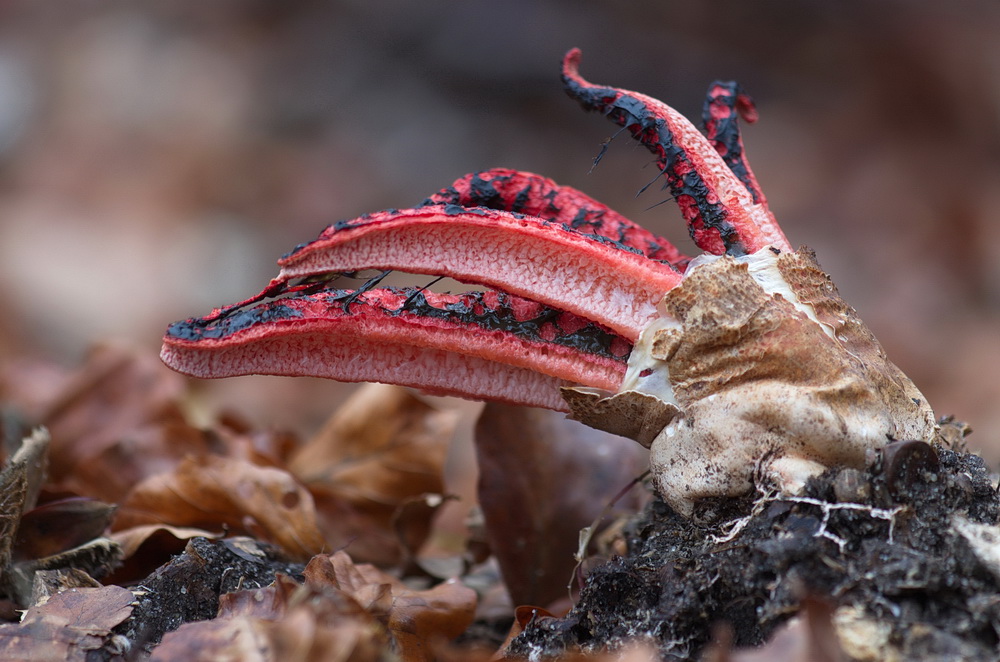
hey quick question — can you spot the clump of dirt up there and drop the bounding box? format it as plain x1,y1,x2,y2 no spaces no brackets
507,423,1000,660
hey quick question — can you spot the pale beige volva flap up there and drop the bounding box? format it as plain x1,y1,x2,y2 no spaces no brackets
561,387,680,449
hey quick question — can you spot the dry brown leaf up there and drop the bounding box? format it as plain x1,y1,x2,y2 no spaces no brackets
32,345,188,485
212,410,302,467
304,551,477,662
14,497,116,562
30,568,102,606
25,584,133,631
289,384,458,566
149,619,271,662
0,584,132,660
151,575,386,662
106,524,219,584
496,640,662,662
474,404,648,608
217,573,305,621
62,420,213,504
115,455,324,560
151,606,384,662
111,524,218,561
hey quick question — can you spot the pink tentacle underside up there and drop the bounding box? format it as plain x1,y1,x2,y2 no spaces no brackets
162,286,630,411
278,205,682,341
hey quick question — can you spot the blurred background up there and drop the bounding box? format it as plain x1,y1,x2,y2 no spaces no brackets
0,2,998,459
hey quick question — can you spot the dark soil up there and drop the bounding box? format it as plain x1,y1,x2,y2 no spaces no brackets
118,537,304,657
507,424,1000,661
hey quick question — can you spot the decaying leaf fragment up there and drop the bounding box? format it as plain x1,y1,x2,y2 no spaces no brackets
114,454,325,561
0,585,133,660
150,551,476,662
474,403,646,608
289,383,457,566
0,429,122,606
151,574,386,662
304,551,477,662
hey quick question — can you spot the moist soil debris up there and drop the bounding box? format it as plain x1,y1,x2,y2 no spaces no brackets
117,536,304,657
507,423,1000,660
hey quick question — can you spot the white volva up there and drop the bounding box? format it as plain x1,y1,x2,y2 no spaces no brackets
565,246,936,515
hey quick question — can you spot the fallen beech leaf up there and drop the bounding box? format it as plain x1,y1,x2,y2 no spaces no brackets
474,404,647,607
289,384,458,565
115,455,324,560
15,497,116,562
24,584,133,631
151,602,385,662
430,642,498,662
107,524,219,584
30,568,101,606
304,551,477,662
212,411,302,467
217,573,304,621
111,524,218,561
152,575,386,662
8,539,122,606
496,641,661,662
34,344,187,484
63,420,213,504
149,619,269,662
0,585,132,660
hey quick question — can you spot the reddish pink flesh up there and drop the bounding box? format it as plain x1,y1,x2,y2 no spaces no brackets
562,48,790,256
702,82,771,214
162,287,629,411
425,168,690,267
278,205,682,341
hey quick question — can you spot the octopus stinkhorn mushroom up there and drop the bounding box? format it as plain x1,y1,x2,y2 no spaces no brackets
161,49,936,515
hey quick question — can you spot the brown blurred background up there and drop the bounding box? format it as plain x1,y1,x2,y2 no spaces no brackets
1,2,998,459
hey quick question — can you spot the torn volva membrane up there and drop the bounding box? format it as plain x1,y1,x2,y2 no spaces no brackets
162,48,935,514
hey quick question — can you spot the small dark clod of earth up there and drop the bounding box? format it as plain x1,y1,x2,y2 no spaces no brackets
507,420,1000,661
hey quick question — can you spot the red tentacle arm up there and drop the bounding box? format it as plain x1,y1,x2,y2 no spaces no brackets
561,48,790,256
277,204,682,341
424,168,690,267
161,286,630,411
702,81,770,211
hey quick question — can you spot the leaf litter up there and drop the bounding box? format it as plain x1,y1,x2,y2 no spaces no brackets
0,346,999,660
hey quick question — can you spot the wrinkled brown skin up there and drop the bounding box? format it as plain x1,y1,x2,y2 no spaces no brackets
566,247,936,514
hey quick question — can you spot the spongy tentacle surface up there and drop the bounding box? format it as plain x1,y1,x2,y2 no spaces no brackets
423,168,690,266
162,286,630,410
561,48,790,256
277,205,683,341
